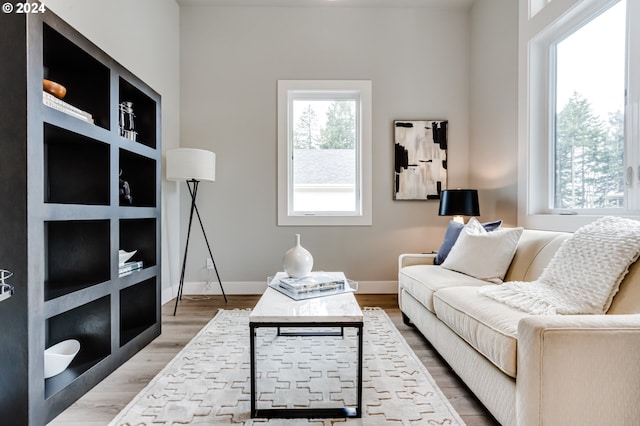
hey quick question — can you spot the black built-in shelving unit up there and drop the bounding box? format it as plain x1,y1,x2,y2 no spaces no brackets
0,5,161,425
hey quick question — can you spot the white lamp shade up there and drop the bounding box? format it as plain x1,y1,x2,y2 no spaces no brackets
166,148,216,182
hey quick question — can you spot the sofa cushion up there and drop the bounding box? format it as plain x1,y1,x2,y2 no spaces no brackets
433,286,530,378
503,230,570,282
399,265,487,313
608,258,640,314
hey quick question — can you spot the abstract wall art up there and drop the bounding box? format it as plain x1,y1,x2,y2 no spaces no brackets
393,120,448,200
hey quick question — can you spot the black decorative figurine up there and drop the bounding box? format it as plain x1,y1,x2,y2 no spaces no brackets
119,169,133,204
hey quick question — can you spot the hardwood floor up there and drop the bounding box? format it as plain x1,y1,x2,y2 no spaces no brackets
49,295,499,425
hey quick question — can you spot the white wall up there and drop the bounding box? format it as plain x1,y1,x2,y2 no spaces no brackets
179,5,472,291
41,0,181,303
469,0,519,226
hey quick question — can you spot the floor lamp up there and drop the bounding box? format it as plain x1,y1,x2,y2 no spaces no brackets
166,148,227,316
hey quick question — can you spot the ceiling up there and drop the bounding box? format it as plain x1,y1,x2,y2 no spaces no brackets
176,0,474,8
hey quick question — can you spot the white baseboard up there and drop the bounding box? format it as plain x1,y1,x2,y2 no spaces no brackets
163,280,397,304
162,286,176,305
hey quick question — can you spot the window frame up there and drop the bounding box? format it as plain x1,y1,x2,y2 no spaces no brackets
518,0,640,231
277,80,372,226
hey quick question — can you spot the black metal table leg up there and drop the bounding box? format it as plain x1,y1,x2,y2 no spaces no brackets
250,322,257,417
250,321,363,419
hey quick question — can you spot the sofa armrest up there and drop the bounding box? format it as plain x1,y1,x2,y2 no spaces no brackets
517,314,640,426
398,253,436,269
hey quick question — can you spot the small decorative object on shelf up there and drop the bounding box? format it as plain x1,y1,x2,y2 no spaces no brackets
42,79,67,99
44,339,80,379
282,234,313,278
42,91,94,123
119,169,133,204
119,261,143,277
0,269,14,302
118,249,137,266
119,101,137,141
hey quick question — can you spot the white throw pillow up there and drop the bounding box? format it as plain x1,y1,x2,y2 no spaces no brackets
440,217,523,283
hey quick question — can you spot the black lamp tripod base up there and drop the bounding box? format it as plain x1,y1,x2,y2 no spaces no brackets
174,179,227,316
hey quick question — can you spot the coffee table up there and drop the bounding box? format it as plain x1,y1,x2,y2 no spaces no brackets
249,281,363,419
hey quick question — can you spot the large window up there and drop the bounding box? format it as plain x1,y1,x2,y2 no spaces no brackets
520,0,640,229
277,80,372,226
552,1,626,210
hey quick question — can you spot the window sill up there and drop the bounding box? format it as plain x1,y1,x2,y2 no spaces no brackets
518,212,640,232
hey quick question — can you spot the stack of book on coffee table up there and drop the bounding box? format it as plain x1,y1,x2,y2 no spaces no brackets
269,271,356,300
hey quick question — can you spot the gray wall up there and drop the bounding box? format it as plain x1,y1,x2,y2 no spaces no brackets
179,5,475,288
469,0,519,226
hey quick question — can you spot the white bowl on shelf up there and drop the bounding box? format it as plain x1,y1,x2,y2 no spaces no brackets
118,249,137,266
44,339,80,379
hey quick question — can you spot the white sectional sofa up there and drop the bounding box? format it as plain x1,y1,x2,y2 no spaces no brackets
398,229,640,426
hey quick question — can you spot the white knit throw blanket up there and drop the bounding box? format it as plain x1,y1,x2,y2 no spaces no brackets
479,217,640,315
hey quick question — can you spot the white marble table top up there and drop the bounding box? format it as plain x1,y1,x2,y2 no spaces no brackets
250,282,363,324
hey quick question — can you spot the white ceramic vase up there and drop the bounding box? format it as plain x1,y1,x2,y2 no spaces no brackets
283,234,313,278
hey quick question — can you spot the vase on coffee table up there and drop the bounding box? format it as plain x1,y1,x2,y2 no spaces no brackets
282,234,313,278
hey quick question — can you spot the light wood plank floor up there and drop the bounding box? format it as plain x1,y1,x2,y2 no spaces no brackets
49,295,499,425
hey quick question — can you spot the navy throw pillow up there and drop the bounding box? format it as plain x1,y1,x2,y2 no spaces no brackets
434,219,502,265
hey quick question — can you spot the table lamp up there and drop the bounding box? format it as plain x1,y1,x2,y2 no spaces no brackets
166,148,227,315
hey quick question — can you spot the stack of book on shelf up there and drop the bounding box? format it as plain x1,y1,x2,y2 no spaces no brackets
269,271,355,300
119,261,143,277
43,92,94,124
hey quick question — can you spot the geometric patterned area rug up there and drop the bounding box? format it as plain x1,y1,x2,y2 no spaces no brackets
109,308,465,425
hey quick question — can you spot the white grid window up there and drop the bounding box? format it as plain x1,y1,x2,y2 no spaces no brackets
277,80,372,226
